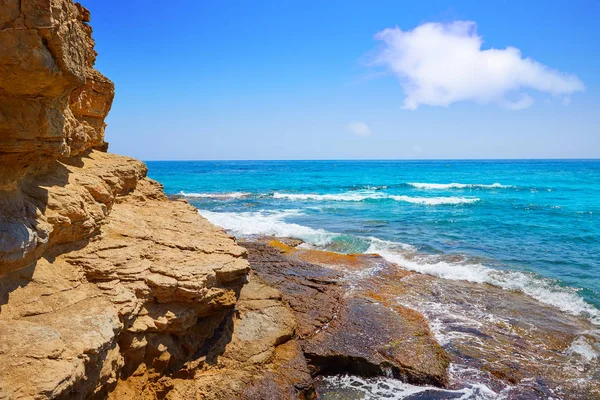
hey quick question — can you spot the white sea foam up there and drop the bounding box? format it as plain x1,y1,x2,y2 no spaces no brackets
273,191,386,202
389,195,480,205
274,191,479,205
179,191,250,199
567,336,599,362
366,240,600,325
197,209,335,246
408,182,513,190
319,374,498,400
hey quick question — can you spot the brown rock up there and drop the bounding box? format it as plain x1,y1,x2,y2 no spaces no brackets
0,0,113,190
303,297,449,387
0,161,251,397
240,240,451,388
148,274,316,400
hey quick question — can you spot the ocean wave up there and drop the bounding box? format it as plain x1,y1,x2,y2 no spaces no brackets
197,209,335,246
274,191,479,205
366,240,600,325
389,195,480,205
179,191,251,199
408,182,513,190
273,191,384,202
197,208,599,325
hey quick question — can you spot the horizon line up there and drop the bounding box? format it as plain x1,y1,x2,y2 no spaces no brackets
140,157,600,162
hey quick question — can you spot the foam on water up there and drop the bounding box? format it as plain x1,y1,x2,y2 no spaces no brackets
567,336,600,361
274,191,480,205
318,374,498,400
273,191,384,202
408,182,514,190
197,209,335,246
179,191,250,199
389,195,480,205
198,208,599,325
366,240,600,325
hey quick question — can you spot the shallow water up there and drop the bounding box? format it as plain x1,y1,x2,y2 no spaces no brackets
147,159,600,325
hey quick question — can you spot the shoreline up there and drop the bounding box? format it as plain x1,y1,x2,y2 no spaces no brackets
235,236,600,398
196,205,600,327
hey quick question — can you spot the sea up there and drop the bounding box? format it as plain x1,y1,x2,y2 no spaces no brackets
146,159,600,397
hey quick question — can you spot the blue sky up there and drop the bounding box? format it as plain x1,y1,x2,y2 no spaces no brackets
85,0,600,160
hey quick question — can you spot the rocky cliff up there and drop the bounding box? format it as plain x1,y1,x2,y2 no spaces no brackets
0,1,255,398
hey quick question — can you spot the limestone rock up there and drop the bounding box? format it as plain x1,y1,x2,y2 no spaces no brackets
0,158,251,398
117,274,316,400
0,0,114,188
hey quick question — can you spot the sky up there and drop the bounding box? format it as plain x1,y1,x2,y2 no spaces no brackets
84,0,600,160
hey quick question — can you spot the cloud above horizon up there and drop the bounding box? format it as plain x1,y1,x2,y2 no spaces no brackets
373,21,584,110
347,121,372,137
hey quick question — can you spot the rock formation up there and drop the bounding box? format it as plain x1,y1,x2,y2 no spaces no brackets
0,1,252,398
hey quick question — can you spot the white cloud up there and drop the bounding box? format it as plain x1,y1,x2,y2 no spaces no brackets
373,21,584,110
347,121,372,137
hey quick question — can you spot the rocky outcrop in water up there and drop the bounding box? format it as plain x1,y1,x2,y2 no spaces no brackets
246,240,600,399
239,240,450,387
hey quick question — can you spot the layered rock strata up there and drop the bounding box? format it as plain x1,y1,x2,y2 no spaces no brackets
0,158,250,397
0,1,249,398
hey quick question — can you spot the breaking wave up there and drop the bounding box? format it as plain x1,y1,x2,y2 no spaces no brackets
199,208,599,325
366,240,600,326
408,182,514,190
197,209,335,246
273,191,479,205
197,208,600,325
388,195,480,205
179,191,251,199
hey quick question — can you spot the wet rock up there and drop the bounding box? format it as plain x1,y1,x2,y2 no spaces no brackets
390,274,600,399
242,239,600,399
304,297,449,386
240,240,450,388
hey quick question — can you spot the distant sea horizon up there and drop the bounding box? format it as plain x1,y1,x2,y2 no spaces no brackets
142,158,600,162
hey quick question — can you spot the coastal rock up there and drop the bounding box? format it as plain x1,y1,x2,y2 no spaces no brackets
0,1,256,398
240,240,450,387
390,273,600,399
0,0,117,275
242,239,600,399
160,274,315,400
0,0,113,191
0,155,251,398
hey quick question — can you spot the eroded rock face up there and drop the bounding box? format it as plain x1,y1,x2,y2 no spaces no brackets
0,0,116,275
162,274,316,400
0,153,251,398
0,0,113,190
0,1,255,398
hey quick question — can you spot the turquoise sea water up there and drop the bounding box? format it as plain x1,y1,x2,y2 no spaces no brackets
147,160,600,324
